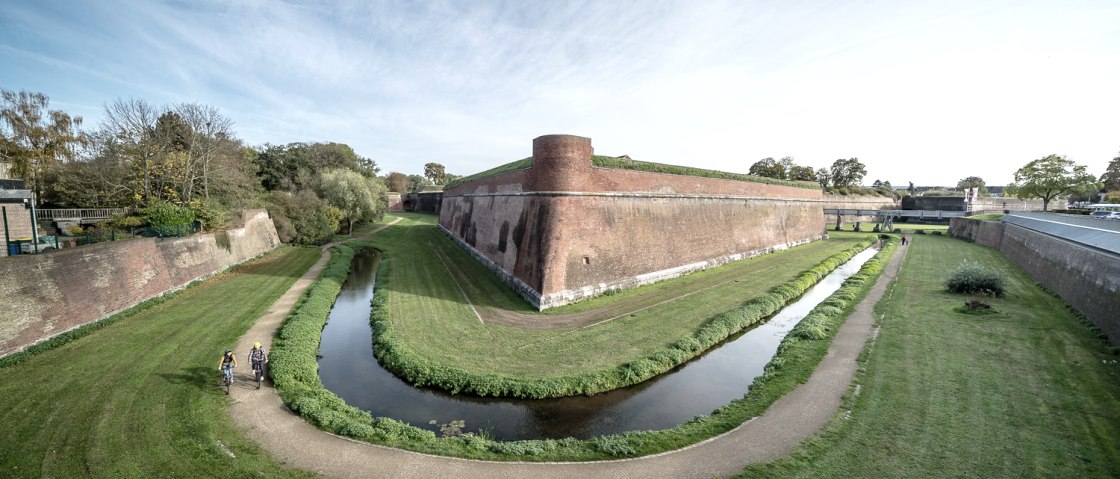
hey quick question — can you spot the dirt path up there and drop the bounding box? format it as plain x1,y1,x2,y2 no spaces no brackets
227,231,907,478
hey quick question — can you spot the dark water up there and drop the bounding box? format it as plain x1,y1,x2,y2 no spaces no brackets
318,247,877,440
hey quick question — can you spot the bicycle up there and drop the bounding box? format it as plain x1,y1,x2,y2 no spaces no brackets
221,365,234,395
251,361,266,389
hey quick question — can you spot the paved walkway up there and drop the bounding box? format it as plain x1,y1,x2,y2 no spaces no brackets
227,228,907,478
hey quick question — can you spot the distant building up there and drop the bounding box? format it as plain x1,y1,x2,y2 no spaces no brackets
0,179,34,257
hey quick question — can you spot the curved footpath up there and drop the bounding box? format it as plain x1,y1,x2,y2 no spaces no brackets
228,227,907,478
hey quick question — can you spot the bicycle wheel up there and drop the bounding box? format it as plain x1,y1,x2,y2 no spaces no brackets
224,370,231,395
255,367,262,389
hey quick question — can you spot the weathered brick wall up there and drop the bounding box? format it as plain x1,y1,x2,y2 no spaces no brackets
0,210,280,357
386,193,403,212
440,135,825,309
1,203,35,258
949,217,1120,346
948,217,1004,248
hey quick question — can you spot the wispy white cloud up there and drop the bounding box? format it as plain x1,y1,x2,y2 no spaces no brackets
2,0,1118,185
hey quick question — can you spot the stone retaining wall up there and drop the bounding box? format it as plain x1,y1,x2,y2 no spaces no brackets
0,209,281,357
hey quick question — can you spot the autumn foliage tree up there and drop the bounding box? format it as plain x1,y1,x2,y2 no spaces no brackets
0,89,85,203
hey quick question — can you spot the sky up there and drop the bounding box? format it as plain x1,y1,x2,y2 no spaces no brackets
2,0,1118,187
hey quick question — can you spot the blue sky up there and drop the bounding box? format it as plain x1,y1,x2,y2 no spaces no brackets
2,0,1118,186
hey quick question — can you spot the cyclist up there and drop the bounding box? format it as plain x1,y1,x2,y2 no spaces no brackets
248,341,268,381
218,349,237,384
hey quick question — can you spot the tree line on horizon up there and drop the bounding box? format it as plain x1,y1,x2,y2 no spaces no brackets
0,88,460,244
746,151,1119,210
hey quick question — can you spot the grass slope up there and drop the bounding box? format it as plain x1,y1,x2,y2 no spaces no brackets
380,213,868,381
739,235,1120,478
0,246,320,479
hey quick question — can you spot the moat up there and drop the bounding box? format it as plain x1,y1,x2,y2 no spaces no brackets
318,247,877,440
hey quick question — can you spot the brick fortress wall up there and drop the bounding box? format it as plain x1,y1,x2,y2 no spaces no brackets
439,135,826,309
0,209,281,357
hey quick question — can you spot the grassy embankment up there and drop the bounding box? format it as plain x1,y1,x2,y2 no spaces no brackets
0,246,321,479
372,213,870,393
269,218,898,459
739,234,1120,478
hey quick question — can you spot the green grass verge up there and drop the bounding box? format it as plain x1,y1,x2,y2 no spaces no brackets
0,246,321,479
269,218,898,460
445,155,819,190
966,213,1006,221
371,238,874,398
365,214,872,398
444,157,533,190
738,235,1120,478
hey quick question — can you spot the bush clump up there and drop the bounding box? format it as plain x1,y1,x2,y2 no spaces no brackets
944,260,1006,296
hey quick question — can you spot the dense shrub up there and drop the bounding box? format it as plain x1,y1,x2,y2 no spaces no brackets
188,198,231,231
145,200,195,228
944,260,1006,296
261,190,337,244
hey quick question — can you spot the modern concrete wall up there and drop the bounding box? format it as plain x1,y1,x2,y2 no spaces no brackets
440,134,826,309
0,209,281,357
949,218,1120,347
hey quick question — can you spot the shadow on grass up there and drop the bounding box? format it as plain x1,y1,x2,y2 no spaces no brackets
158,366,226,392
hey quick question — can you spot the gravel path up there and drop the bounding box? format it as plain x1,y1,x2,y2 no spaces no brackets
226,226,906,478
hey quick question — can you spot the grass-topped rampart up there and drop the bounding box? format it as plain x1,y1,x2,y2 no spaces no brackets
348,214,870,399
369,238,874,398
268,224,897,460
444,155,819,190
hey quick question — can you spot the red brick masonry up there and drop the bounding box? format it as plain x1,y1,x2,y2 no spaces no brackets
439,135,826,309
0,210,281,357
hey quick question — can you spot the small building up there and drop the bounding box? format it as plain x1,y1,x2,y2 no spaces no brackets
0,182,36,257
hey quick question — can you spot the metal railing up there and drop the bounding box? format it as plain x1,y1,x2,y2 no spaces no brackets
823,209,967,219
35,208,132,220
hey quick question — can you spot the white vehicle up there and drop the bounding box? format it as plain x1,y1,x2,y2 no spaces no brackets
1090,211,1112,219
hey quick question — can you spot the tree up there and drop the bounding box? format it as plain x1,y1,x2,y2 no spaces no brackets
0,89,85,203
815,168,832,189
956,176,988,196
1009,154,1099,211
318,168,386,235
788,165,816,182
407,174,431,192
748,157,785,179
423,162,447,185
385,172,409,192
1101,152,1120,192
829,158,866,187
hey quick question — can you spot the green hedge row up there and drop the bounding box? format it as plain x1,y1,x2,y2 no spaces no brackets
270,234,897,461
369,238,875,399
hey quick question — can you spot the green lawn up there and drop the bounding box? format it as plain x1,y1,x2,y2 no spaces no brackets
739,234,1120,478
377,213,870,379
0,246,320,479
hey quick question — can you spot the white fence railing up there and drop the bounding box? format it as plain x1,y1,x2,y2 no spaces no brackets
35,208,132,220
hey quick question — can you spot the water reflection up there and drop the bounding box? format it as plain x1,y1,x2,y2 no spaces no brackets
318,247,877,440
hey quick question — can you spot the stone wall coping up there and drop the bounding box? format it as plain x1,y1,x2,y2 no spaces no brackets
443,190,829,204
